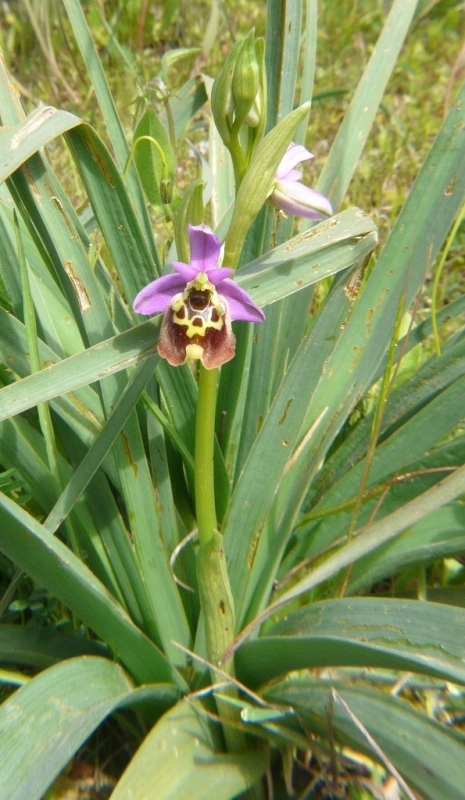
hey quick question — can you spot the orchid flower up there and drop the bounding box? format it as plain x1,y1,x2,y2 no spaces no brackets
133,224,265,369
271,143,333,220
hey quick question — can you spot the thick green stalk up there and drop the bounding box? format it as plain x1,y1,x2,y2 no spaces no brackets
195,365,219,546
195,364,246,753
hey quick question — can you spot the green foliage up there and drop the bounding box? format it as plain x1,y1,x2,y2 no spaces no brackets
0,1,465,799
132,107,177,208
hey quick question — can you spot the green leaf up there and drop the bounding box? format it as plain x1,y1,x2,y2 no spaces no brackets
226,78,465,628
0,415,134,608
0,307,105,444
133,107,176,207
265,680,465,800
0,656,178,800
265,0,302,127
236,598,465,688
268,461,465,618
349,501,465,594
0,490,186,688
305,333,465,516
0,106,81,182
61,0,158,261
0,319,159,422
288,436,465,584
45,358,157,532
0,625,107,669
297,370,465,562
236,207,378,308
111,699,268,800
233,0,417,492
317,0,419,210
65,124,159,302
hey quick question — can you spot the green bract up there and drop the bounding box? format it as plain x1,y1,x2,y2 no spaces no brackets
223,101,311,267
211,39,242,147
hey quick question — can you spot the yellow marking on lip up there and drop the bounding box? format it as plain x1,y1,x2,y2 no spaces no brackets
186,343,204,360
172,285,225,338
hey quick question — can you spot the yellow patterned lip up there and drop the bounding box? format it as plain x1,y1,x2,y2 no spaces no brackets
171,279,226,339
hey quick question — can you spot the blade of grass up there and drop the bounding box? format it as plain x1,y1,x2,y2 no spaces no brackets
228,78,465,627
61,0,160,266
232,0,417,480
224,1,306,479
226,460,465,658
45,357,157,532
0,656,179,800
347,501,465,595
237,597,465,687
317,0,419,208
0,317,160,421
266,681,465,800
0,490,187,687
111,699,268,800
64,125,159,303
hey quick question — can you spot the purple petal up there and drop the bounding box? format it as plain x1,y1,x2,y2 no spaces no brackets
276,143,313,181
172,261,198,282
273,180,333,220
188,224,222,272
133,273,185,315
283,169,303,182
218,278,265,323
204,267,235,285
171,263,234,285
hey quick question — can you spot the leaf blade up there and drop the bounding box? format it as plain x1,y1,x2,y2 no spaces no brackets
0,656,178,800
111,699,268,800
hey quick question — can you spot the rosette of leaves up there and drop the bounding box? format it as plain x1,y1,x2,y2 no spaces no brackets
0,2,465,799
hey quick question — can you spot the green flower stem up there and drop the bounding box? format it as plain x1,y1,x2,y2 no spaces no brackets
195,364,245,752
228,130,248,190
197,531,245,753
195,364,219,547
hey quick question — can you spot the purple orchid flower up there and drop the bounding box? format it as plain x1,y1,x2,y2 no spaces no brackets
271,143,333,220
133,223,265,369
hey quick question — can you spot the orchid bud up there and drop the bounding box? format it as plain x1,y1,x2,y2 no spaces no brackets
244,92,262,128
231,30,260,129
212,32,266,149
211,40,242,146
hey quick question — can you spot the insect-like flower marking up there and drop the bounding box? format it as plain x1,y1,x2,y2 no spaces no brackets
158,270,235,369
133,224,265,369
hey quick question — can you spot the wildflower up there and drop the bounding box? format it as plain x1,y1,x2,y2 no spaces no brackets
271,143,333,220
133,224,265,369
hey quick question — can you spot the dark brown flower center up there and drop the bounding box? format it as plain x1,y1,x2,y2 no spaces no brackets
188,289,211,311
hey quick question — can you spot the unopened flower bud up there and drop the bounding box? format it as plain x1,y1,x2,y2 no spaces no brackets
244,92,262,128
211,40,242,146
231,30,260,128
